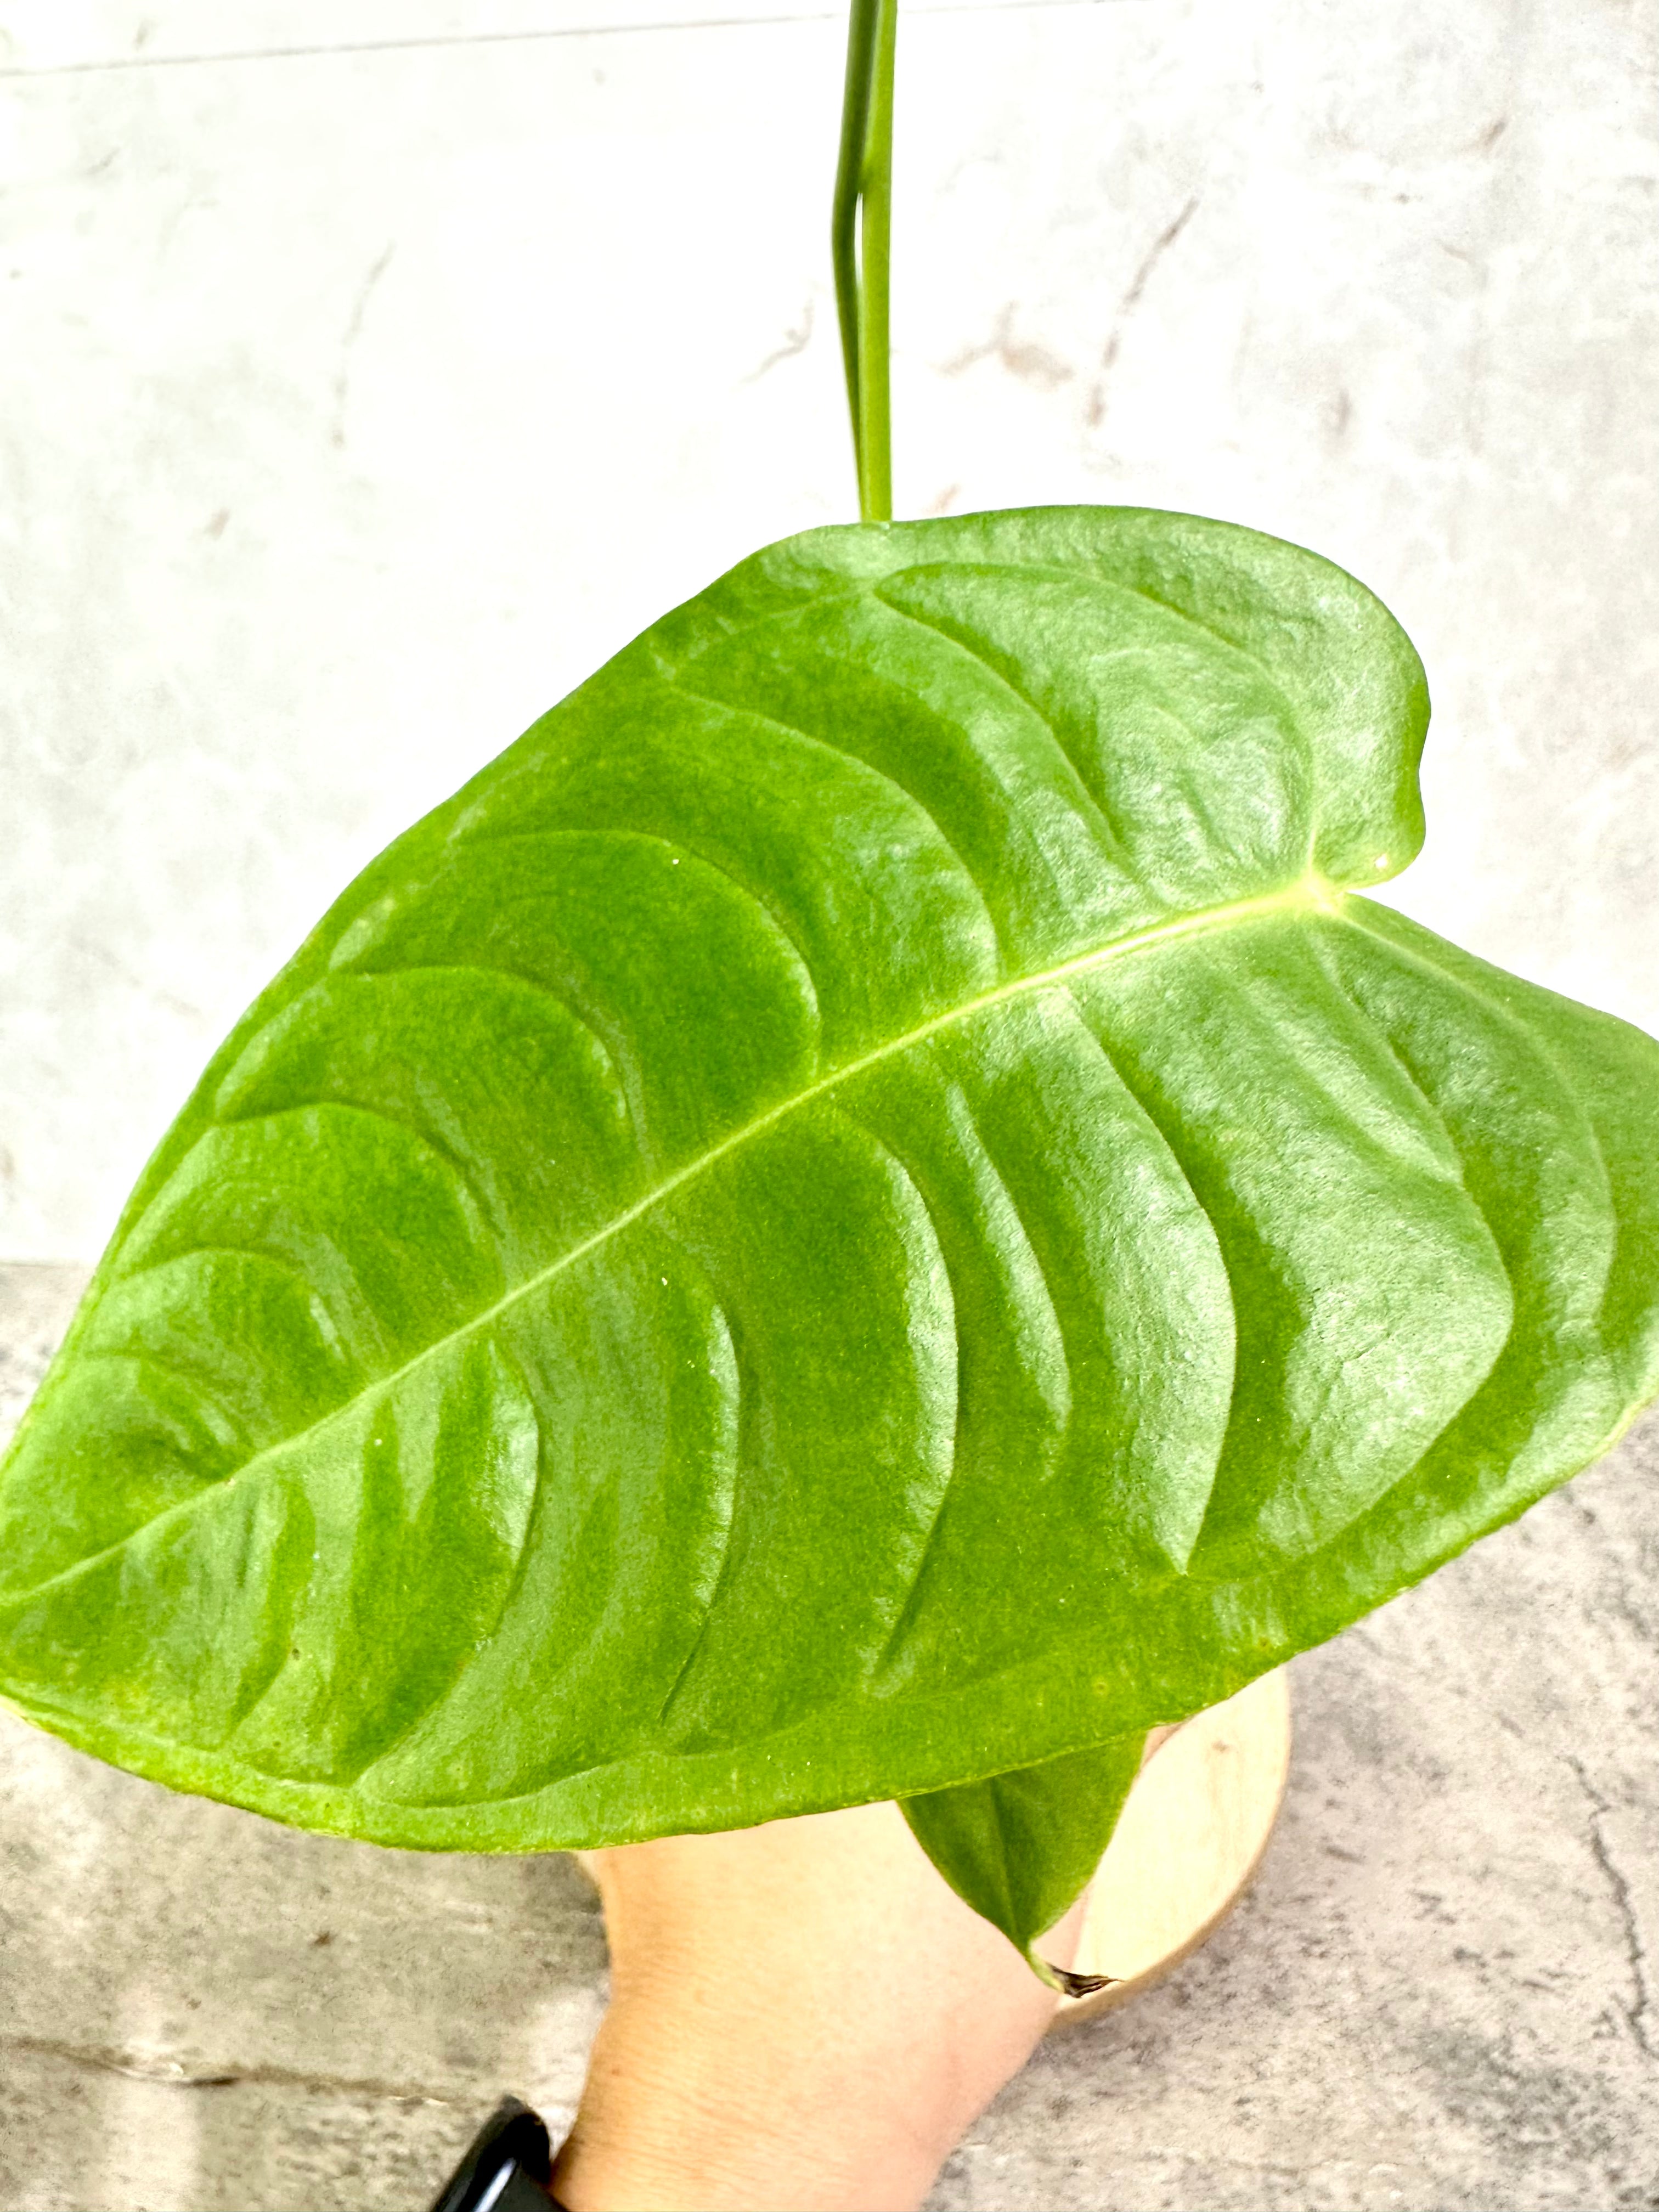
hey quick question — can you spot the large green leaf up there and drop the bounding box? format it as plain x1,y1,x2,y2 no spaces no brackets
4,510,1657,1950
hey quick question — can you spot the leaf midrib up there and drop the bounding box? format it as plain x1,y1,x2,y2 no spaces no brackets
2,876,1335,1611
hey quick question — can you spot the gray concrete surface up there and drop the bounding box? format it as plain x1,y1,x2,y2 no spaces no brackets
3,2,1657,2206
3,1261,1657,2210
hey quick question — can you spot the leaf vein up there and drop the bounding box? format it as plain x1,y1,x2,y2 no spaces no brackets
211,1093,506,1261
446,825,823,1028
872,591,1142,878
0,883,1321,1613
657,673,1007,964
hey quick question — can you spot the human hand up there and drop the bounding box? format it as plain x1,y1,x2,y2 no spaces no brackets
552,1729,1177,2212
550,1796,1084,2212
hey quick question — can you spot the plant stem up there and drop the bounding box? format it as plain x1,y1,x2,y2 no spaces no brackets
832,0,898,522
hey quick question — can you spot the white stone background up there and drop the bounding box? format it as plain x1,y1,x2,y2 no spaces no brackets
2,8,1659,2211
1,0,1655,1262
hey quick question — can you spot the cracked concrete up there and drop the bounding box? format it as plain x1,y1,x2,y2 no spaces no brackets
2,0,1656,2204
1087,193,1202,424
1567,1756,1656,2063
3,1265,1658,2208
943,302,1077,391
331,243,397,450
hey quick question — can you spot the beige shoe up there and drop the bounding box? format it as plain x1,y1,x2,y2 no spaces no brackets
1051,1667,1293,2025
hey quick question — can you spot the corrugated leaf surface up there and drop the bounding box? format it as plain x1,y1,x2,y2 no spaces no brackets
3,509,1655,1911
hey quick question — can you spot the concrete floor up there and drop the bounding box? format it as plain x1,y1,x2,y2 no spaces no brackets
3,2,1657,2205
3,1260,1657,2211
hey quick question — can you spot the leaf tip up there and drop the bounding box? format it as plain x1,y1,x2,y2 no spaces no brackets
1043,1962,1121,2000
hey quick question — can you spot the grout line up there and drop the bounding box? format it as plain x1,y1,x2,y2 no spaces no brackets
0,0,1135,80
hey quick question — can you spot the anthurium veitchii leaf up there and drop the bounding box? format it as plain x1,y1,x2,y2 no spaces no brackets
901,1734,1146,1985
4,507,1658,1970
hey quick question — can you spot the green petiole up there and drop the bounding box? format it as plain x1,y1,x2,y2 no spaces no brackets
832,0,898,522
